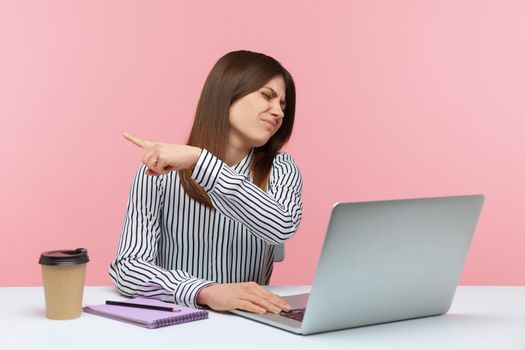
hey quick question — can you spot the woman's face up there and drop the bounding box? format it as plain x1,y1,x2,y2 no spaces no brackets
228,75,286,149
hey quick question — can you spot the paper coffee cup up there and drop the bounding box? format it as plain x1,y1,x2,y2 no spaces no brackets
39,248,89,320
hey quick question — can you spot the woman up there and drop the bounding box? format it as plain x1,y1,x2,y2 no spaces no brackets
109,50,303,315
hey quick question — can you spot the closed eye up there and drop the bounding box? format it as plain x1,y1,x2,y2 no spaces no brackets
261,91,286,111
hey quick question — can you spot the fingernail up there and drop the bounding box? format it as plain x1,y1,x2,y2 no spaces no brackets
284,304,291,311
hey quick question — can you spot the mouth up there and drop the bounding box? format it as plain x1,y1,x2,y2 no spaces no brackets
262,120,276,128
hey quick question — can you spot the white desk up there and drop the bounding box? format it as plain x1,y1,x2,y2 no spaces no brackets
2,286,524,350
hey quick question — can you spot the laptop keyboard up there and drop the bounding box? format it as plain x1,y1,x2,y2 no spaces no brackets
280,308,305,322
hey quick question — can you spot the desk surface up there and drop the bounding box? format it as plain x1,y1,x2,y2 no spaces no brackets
2,286,524,350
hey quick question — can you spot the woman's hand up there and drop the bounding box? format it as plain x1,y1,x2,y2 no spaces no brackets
197,282,292,314
123,132,202,176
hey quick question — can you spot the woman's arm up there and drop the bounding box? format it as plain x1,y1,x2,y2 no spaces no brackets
191,149,303,244
122,132,303,245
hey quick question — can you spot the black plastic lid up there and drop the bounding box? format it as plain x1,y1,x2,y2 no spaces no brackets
39,248,89,266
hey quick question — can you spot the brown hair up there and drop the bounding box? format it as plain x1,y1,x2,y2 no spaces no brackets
179,50,296,208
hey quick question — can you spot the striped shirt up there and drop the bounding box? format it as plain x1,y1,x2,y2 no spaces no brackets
109,148,303,308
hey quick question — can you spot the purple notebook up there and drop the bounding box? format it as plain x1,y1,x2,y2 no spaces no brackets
83,297,208,329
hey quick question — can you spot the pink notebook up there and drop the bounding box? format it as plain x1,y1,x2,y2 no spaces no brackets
83,297,208,329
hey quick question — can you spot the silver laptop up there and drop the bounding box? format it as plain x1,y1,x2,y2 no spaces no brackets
231,194,485,335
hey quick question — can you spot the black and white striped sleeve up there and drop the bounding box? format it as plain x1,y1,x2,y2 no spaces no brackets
109,164,214,308
191,149,303,244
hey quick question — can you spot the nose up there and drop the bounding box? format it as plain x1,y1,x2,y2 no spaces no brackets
270,101,285,119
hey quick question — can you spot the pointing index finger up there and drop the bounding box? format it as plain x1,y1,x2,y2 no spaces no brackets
123,132,154,149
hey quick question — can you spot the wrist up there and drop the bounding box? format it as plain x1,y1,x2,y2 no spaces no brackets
196,284,212,306
192,147,202,168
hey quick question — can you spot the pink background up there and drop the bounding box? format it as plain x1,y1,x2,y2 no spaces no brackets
1,0,524,286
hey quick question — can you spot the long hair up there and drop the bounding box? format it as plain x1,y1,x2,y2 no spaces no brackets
179,50,296,208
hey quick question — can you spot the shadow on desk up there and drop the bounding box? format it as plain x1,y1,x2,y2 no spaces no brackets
302,312,508,347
